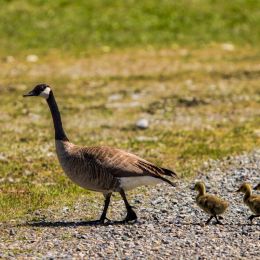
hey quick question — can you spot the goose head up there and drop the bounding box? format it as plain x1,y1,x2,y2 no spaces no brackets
23,84,51,99
236,183,252,194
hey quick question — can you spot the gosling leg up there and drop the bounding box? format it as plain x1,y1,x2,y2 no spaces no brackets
206,216,213,224
120,189,137,222
214,215,223,225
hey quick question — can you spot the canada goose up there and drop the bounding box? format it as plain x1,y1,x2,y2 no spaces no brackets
253,183,260,191
193,182,229,224
23,84,177,223
236,183,260,223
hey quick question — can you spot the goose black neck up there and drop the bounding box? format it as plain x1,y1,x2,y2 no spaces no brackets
46,91,69,141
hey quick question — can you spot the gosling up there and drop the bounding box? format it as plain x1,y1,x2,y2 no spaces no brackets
253,183,260,191
194,181,229,225
237,183,260,223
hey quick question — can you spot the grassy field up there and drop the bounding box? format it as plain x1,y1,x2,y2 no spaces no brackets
0,0,260,55
0,1,260,222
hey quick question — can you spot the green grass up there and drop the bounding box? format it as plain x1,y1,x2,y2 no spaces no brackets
0,0,260,55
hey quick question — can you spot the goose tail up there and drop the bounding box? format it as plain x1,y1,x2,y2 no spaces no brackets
160,167,178,178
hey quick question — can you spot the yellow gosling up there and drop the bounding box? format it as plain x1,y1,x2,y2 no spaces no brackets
253,183,260,191
237,183,260,223
194,182,229,225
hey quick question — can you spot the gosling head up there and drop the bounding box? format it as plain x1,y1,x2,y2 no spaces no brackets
253,183,260,191
23,84,51,100
194,181,206,195
236,183,252,194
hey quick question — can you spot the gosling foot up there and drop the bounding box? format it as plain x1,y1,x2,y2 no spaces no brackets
214,216,223,225
205,216,213,225
248,215,258,224
206,216,223,225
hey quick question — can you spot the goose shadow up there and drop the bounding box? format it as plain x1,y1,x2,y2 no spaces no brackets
24,219,138,228
19,220,259,228
180,221,260,227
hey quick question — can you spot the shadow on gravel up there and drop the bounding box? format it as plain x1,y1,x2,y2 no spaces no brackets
180,222,259,227
24,220,137,228
13,220,259,228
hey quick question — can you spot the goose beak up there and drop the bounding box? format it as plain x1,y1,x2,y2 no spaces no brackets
23,90,36,97
253,186,257,190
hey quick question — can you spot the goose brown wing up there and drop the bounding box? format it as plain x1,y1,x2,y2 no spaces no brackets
80,146,177,181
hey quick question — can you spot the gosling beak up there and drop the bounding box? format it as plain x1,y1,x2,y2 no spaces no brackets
23,90,36,97
253,186,257,190
236,189,240,193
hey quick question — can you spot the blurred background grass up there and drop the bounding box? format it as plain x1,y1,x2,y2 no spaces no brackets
0,0,260,55
0,0,260,222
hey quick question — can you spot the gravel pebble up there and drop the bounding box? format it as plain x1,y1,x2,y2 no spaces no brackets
136,118,149,129
0,151,260,259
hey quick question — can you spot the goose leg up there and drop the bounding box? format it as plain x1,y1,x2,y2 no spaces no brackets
99,193,112,223
206,216,213,224
119,189,137,222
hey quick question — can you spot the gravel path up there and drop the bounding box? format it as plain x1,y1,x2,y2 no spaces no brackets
1,151,260,259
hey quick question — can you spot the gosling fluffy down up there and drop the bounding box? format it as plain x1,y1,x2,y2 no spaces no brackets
194,181,229,224
237,183,260,223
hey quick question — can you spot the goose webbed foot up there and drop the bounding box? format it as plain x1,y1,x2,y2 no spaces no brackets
99,215,113,224
123,207,137,223
119,189,138,223
90,216,112,225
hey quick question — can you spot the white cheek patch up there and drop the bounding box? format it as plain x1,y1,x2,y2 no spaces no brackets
39,87,51,99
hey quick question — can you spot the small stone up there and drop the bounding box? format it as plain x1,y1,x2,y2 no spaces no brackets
4,56,15,63
221,43,235,51
162,239,169,244
26,54,39,62
136,118,149,129
0,154,8,162
9,229,15,236
62,207,69,213
108,94,123,102
135,136,158,142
